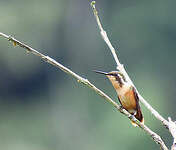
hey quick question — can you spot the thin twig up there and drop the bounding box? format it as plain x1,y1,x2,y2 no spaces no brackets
0,32,168,150
90,1,169,128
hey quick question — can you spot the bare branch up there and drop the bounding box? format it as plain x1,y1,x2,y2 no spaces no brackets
168,117,176,150
90,1,169,128
0,32,168,150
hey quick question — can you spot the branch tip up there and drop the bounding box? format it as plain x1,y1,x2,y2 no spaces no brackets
90,1,96,8
91,1,98,16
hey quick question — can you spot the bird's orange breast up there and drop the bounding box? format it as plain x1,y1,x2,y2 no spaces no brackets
118,86,137,111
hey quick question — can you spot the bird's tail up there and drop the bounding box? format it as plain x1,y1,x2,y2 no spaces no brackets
131,108,144,127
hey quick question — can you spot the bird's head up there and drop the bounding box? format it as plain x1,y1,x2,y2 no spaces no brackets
94,70,126,88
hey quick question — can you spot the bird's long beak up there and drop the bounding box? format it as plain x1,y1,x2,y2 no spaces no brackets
93,70,108,75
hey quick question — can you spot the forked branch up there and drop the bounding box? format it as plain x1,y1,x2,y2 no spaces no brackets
91,2,176,149
0,32,168,150
90,1,169,128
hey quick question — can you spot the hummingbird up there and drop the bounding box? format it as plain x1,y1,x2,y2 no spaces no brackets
94,70,144,126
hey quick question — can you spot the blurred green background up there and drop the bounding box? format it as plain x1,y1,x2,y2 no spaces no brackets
0,0,175,149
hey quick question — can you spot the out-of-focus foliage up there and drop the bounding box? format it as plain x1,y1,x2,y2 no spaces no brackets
0,0,175,149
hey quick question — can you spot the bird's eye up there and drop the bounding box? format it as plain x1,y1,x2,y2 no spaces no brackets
118,73,126,82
